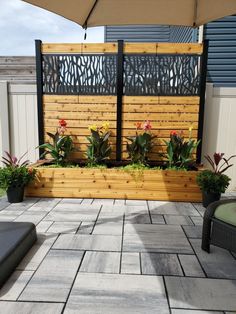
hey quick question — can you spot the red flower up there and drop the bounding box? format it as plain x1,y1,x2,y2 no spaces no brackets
135,122,142,130
59,119,67,127
214,153,224,166
143,120,152,131
170,130,177,136
28,167,33,175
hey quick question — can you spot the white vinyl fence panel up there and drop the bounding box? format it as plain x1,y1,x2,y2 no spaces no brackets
8,84,38,163
203,84,236,191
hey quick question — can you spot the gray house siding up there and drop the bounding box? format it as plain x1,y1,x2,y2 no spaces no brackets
204,15,236,87
105,17,236,87
105,25,170,42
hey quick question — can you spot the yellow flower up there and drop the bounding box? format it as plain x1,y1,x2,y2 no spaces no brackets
89,124,98,132
102,121,110,132
189,126,193,132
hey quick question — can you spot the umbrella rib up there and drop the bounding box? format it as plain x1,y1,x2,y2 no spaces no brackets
82,0,99,29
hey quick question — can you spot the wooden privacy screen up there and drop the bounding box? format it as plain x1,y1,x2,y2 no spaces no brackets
39,42,204,162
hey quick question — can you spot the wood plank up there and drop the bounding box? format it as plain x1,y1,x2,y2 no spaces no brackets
44,103,117,112
44,120,198,129
43,95,116,104
42,43,118,54
123,96,200,105
44,112,116,120
44,127,197,137
124,43,203,54
123,104,199,113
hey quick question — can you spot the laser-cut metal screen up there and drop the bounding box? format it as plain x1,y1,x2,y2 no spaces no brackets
42,53,201,96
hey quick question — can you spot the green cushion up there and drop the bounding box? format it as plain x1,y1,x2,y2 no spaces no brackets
214,202,236,227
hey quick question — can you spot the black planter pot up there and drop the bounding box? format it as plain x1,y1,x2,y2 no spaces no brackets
7,186,25,203
202,191,221,208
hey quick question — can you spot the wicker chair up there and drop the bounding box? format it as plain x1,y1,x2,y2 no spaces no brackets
201,199,236,253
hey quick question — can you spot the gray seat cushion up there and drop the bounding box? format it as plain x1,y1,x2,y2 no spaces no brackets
0,222,37,287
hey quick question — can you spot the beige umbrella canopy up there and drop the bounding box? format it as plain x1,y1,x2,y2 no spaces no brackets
22,0,236,28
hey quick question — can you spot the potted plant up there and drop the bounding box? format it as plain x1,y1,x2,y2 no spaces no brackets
0,151,36,203
196,153,235,207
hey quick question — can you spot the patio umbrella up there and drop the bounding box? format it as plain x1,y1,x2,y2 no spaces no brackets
22,0,236,28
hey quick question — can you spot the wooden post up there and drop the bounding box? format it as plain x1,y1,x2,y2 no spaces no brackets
0,81,10,165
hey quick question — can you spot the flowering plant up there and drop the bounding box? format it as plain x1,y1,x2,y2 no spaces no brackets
86,122,112,165
164,127,200,169
196,153,236,195
38,120,74,166
126,120,155,164
0,151,36,189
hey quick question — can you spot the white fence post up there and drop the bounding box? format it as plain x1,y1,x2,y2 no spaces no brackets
0,81,10,165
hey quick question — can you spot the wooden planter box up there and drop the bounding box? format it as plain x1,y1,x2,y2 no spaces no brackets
26,168,201,202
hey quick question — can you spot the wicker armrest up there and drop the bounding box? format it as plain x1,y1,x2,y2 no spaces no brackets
202,198,236,253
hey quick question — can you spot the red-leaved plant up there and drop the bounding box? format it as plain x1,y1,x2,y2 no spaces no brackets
2,151,30,168
205,153,236,174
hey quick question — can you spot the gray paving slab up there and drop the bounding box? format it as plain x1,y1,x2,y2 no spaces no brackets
121,253,141,274
141,253,183,276
80,198,94,204
80,251,120,274
53,234,122,251
190,216,203,225
0,214,20,221
47,221,81,234
92,198,114,205
52,203,101,212
64,273,169,314
27,198,61,212
19,250,83,302
0,271,33,300
36,220,54,233
125,200,147,206
182,225,202,238
114,199,125,205
14,211,47,224
164,215,193,225
77,221,95,234
190,239,236,279
92,221,123,236
165,276,236,311
17,234,57,271
0,209,24,216
171,310,223,314
45,210,99,222
0,302,64,314
125,213,151,224
192,202,206,216
150,214,166,224
60,198,83,204
123,224,193,253
148,201,200,216
178,254,205,277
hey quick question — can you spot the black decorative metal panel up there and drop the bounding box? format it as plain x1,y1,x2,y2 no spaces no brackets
123,54,201,96
42,54,117,95
42,53,201,96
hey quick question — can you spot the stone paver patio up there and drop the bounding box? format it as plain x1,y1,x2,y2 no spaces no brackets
0,194,236,313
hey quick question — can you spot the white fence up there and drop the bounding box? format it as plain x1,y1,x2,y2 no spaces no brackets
0,81,235,191
203,84,236,191
0,82,38,164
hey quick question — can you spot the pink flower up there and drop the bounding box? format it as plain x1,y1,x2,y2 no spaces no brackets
143,120,152,131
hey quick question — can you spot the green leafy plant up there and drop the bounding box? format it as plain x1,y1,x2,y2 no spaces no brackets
196,170,230,194
196,152,236,194
38,119,74,166
164,128,200,169
126,120,156,164
86,122,112,165
0,151,36,190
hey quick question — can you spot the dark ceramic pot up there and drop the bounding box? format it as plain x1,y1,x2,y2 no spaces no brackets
202,191,221,208
6,186,25,203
